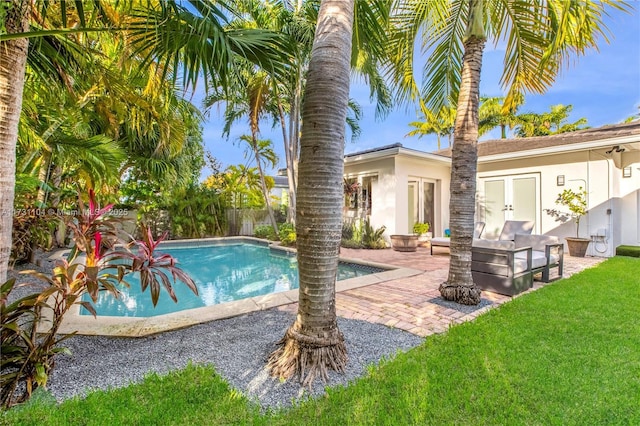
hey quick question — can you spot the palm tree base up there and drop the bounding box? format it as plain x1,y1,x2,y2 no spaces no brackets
267,320,347,388
439,282,481,305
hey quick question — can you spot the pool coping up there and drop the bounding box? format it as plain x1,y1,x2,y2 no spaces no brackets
49,237,422,337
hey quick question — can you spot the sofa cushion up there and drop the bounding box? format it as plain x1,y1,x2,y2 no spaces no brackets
514,250,561,269
514,257,530,274
472,239,515,250
514,234,560,252
499,221,534,241
515,250,546,269
431,237,450,247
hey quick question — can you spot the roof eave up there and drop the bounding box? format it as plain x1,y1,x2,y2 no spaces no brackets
478,133,640,163
344,146,452,165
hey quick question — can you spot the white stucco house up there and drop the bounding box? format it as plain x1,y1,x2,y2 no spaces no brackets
343,122,640,257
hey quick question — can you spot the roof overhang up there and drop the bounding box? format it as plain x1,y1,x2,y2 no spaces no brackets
479,133,640,164
344,145,451,166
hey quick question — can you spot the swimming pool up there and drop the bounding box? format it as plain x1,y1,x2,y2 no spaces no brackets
81,241,383,317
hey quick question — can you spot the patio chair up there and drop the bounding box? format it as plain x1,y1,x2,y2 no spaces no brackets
430,222,485,255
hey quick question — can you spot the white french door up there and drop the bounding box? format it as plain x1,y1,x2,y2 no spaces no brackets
408,178,436,233
479,174,540,238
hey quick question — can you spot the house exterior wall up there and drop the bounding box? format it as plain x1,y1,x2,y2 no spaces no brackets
394,155,451,236
343,157,396,237
342,130,639,256
614,150,640,249
478,149,640,257
343,152,451,239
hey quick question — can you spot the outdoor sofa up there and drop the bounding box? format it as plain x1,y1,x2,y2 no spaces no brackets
470,221,564,296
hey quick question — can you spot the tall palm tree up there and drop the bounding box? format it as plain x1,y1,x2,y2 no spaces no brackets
228,0,392,226
391,0,631,304
0,0,30,283
205,66,280,233
478,96,522,139
238,135,280,232
267,0,354,386
406,100,455,149
515,104,588,137
439,0,485,305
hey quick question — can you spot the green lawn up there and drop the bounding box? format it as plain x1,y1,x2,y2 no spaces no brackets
3,257,639,425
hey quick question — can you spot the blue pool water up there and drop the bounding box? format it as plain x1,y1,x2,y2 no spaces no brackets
81,242,382,317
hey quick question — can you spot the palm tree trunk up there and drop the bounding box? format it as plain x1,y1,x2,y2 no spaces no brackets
439,0,485,305
289,65,303,191
36,150,52,205
0,0,30,282
268,0,353,386
251,138,279,233
277,100,297,223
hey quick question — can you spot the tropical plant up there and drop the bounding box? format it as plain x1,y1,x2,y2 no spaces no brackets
10,213,56,265
278,222,296,246
0,0,30,283
436,0,486,305
623,106,639,123
267,0,355,387
254,224,278,241
406,100,455,150
204,63,280,234
361,219,387,249
0,189,197,408
412,222,430,235
0,0,287,283
515,104,589,137
222,0,393,226
478,95,523,138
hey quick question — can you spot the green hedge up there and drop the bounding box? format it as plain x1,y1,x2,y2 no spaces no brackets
615,245,640,257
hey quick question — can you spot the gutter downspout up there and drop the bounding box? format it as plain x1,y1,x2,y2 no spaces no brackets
589,150,614,257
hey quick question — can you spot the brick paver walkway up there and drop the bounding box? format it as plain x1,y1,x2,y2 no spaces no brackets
279,247,605,337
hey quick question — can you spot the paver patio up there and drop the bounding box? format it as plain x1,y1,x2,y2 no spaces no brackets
279,247,605,337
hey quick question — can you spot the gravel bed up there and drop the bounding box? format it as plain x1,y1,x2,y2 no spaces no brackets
7,252,424,409
428,296,493,313
47,311,423,409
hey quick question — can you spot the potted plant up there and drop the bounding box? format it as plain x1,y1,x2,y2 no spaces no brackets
554,187,590,257
412,222,432,247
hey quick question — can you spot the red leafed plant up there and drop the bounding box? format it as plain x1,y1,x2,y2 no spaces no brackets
108,227,197,306
1,190,196,408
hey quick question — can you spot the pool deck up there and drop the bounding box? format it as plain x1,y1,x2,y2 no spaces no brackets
279,247,605,337
55,242,605,338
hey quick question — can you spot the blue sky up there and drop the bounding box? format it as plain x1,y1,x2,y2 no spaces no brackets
199,7,640,177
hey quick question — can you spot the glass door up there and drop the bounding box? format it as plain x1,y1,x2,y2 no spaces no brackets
480,174,539,238
408,179,436,234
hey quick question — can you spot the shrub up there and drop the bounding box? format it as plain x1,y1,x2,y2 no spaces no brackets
342,222,354,241
11,214,56,265
278,223,296,246
340,219,387,249
615,245,640,258
361,219,387,249
254,225,277,240
341,238,363,249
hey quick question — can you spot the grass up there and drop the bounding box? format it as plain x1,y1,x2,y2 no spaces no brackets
3,257,639,425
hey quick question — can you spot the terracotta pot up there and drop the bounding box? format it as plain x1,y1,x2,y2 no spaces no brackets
390,234,418,252
565,237,590,257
